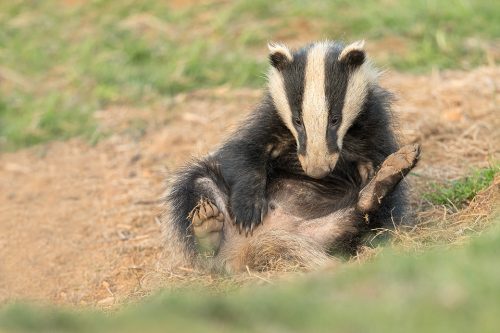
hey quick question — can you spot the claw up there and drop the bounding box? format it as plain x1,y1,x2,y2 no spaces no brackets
198,205,207,220
204,203,214,217
191,211,201,226
260,202,267,225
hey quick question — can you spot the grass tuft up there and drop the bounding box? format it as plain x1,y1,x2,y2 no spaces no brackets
423,164,499,208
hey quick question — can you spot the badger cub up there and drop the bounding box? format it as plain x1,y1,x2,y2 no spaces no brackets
165,40,419,272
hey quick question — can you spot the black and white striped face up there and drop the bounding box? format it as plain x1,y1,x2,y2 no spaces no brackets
268,40,377,179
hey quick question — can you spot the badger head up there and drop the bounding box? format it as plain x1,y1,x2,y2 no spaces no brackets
267,40,378,179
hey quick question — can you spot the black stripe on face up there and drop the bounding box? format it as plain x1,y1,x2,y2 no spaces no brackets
324,44,349,154
282,46,309,156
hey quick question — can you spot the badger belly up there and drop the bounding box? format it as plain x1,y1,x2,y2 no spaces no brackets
215,177,361,272
265,176,360,220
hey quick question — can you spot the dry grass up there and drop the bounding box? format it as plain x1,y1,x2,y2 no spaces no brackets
392,174,499,250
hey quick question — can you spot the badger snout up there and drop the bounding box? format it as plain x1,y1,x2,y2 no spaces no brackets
304,165,331,179
298,154,339,179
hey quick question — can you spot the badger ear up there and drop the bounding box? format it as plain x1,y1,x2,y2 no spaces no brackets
338,40,366,67
268,42,293,71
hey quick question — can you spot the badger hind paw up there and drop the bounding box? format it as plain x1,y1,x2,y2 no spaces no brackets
189,199,225,257
357,144,421,213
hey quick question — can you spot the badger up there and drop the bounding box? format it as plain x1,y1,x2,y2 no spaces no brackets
162,40,420,273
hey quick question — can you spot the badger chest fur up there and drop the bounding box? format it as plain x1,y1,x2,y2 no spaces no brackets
163,40,420,273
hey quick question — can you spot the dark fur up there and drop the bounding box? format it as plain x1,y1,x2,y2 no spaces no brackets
166,41,409,258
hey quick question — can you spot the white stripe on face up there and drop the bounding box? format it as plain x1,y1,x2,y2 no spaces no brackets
268,67,298,140
301,42,332,177
337,62,376,149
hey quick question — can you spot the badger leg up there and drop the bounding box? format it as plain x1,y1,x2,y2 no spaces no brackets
166,158,232,261
189,199,225,257
357,144,420,213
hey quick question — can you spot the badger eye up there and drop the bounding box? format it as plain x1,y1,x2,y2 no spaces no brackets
293,117,302,127
330,116,340,126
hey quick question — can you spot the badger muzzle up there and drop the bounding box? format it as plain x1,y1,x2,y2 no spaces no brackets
298,153,339,179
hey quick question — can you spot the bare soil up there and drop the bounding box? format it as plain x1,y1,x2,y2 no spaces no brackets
0,67,498,307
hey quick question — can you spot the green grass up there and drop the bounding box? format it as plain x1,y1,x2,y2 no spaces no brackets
1,216,499,333
0,0,498,150
424,164,499,208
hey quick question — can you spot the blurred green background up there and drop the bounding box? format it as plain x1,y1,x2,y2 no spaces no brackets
0,1,499,331
0,0,498,150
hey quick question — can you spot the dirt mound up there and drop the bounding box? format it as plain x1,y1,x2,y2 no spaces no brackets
0,67,498,306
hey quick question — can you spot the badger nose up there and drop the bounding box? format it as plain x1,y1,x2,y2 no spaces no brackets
306,166,331,179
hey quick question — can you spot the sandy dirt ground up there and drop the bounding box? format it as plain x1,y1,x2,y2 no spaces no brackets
0,66,498,306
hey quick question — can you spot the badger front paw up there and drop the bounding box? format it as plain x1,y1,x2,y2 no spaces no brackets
230,192,267,236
